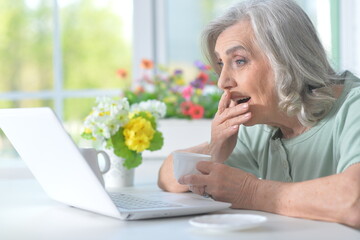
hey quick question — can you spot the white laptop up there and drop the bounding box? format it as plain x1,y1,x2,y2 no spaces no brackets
0,107,231,220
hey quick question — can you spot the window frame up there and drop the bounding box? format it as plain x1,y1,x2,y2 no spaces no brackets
132,0,168,80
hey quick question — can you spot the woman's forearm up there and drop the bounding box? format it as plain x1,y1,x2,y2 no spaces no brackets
158,154,188,192
250,164,360,228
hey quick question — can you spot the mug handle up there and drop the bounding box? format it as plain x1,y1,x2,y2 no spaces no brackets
96,150,111,174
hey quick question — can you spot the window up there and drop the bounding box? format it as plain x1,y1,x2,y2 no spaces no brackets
161,0,340,70
0,0,132,161
340,0,360,76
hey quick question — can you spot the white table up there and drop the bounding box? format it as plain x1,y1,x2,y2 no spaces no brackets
1,159,359,240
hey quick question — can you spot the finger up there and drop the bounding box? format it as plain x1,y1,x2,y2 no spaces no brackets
189,186,206,195
216,103,250,124
221,112,252,138
217,91,231,114
196,161,215,175
178,174,208,186
204,186,214,199
229,99,236,108
226,111,252,127
213,111,251,139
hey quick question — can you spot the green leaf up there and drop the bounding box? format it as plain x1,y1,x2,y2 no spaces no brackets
111,128,142,169
123,90,138,104
148,131,164,151
111,129,131,158
81,132,93,140
123,152,142,169
105,138,113,149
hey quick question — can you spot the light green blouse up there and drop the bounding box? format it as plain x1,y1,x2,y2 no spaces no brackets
225,71,360,182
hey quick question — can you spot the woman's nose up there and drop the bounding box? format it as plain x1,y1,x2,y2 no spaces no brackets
217,68,236,90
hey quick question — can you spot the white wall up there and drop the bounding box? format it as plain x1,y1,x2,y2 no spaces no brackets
340,0,360,76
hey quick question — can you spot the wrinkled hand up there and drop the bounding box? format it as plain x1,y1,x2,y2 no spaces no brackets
209,91,251,163
179,161,259,209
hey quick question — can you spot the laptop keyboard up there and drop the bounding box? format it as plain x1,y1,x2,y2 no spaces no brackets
109,193,182,210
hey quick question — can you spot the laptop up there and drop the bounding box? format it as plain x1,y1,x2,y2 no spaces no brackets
0,107,231,220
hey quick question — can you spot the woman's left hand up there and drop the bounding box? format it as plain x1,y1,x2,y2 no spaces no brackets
179,161,259,208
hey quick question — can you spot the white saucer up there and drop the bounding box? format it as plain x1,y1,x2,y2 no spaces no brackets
189,214,267,231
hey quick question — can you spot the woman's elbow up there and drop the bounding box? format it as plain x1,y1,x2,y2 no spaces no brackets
342,189,360,228
157,165,188,193
340,166,360,228
157,177,188,193
343,208,360,229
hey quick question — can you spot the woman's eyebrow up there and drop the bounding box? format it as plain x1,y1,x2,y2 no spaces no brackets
214,45,248,57
225,45,247,55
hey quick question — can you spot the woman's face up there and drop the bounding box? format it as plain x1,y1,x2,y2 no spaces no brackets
215,20,280,126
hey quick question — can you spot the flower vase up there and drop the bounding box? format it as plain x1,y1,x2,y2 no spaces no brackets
103,148,135,190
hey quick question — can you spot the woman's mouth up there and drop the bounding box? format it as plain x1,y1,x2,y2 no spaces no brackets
236,97,251,104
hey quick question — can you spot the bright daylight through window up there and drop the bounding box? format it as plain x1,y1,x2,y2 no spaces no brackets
0,0,132,162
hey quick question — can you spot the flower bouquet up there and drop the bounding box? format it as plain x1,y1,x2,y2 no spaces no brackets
81,97,166,169
120,60,222,119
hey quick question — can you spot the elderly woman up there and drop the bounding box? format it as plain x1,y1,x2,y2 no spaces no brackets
157,0,360,228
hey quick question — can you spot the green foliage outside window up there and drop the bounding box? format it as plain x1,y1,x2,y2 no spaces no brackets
61,0,132,91
0,1,53,96
0,0,132,114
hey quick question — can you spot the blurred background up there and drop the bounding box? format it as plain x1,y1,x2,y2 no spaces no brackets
0,0,359,163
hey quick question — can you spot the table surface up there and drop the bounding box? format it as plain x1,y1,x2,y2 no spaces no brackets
1,159,359,240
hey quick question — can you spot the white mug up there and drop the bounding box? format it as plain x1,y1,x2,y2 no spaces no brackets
172,152,212,181
80,148,111,186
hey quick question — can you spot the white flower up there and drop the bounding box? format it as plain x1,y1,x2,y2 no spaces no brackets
82,97,166,148
131,100,166,119
83,97,131,139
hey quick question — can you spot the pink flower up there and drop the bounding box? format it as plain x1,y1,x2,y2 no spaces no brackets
182,86,193,101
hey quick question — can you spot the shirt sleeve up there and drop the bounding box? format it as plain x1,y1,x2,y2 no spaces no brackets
336,88,360,173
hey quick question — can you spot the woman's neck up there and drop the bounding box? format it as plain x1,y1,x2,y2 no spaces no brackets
267,113,309,139
279,123,310,139
271,84,344,139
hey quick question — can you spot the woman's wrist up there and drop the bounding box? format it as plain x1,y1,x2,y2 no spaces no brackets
232,173,261,209
207,141,228,163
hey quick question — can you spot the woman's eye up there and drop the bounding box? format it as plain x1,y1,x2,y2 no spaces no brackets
217,61,224,67
235,59,246,65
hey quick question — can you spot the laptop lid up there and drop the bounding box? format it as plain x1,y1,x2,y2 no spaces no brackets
0,107,122,218
0,107,230,220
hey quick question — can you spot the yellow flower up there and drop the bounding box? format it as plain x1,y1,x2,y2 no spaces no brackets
99,111,110,116
84,128,92,134
125,135,151,153
123,117,155,152
144,111,152,119
194,88,203,95
163,96,177,104
174,75,186,86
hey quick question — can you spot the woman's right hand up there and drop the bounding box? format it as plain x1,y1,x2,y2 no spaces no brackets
208,90,251,163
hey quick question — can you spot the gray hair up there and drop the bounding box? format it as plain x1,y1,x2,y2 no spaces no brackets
202,0,340,126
